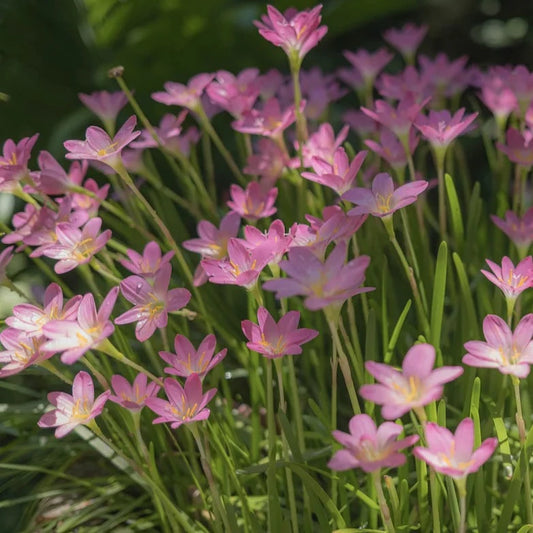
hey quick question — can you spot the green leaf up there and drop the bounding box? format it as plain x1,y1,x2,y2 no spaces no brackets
430,241,447,349
385,299,412,364
444,173,465,251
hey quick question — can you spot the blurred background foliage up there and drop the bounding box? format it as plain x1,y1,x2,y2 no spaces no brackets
1,0,533,154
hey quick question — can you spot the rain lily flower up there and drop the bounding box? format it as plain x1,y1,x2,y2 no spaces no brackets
297,67,347,119
159,334,227,378
413,418,498,478
496,127,533,167
115,264,191,342
78,90,128,132
263,242,373,310
463,314,533,378
365,129,419,172
0,246,14,282
360,343,464,419
146,374,217,429
491,209,533,256
328,414,419,472
418,53,469,99
32,151,88,196
227,182,278,221
2,204,40,245
64,115,141,171
479,72,517,126
254,4,328,66
301,147,367,195
481,256,533,301
40,217,112,274
244,138,292,184
242,219,293,265
383,23,428,62
109,373,160,411
376,66,431,103
299,123,349,167
242,307,318,359
120,241,174,279
343,48,393,88
152,73,215,112
0,134,39,190
130,112,187,153
504,65,533,114
343,110,379,137
38,370,110,438
6,283,81,337
42,287,119,364
232,98,297,138
342,173,428,218
0,329,53,378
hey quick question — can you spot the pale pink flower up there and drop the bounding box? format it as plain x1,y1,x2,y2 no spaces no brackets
328,414,419,472
145,374,217,429
297,67,347,119
491,209,533,253
115,264,191,342
130,112,188,154
383,23,428,60
413,419,498,478
299,123,349,167
120,241,174,279
254,5,328,65
496,128,533,167
463,314,533,378
343,110,379,137
78,90,128,131
227,182,277,221
64,116,140,171
481,256,533,300
42,287,119,364
244,138,292,184
40,217,111,274
38,371,110,438
109,373,160,411
159,334,227,379
0,134,39,190
242,219,293,265
479,72,517,123
337,66,364,92
344,48,393,86
33,151,88,196
152,74,215,112
419,53,469,98
257,69,284,100
0,329,53,378
242,307,318,359
376,66,431,103
360,343,463,419
343,173,428,218
365,129,419,171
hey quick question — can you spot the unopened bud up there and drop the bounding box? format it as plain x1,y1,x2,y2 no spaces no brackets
108,66,124,78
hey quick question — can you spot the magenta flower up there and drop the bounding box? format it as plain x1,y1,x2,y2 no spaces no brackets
254,5,328,65
115,264,191,342
413,419,498,479
481,256,533,300
145,374,217,429
343,48,393,87
491,208,533,255
109,373,160,412
342,173,428,218
328,414,419,472
159,334,227,379
463,314,533,378
242,307,318,359
360,343,464,419
301,148,367,195
201,238,270,289
414,108,477,151
383,23,428,61
232,98,297,138
42,287,119,364
152,73,215,112
263,242,373,310
0,134,39,190
64,116,141,171
78,90,128,131
6,283,81,337
38,371,110,438
120,241,174,279
496,128,533,167
227,182,277,221
0,329,53,378
40,217,111,274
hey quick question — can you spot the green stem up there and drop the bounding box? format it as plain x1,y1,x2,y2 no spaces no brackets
289,59,308,147
372,470,395,533
456,479,467,533
434,148,447,238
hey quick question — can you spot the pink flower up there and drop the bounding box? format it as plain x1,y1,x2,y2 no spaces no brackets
159,334,227,378
0,246,14,281
109,373,160,411
413,419,498,479
365,129,419,171
299,123,349,167
0,134,39,190
479,72,517,123
145,374,217,429
78,90,128,130
38,370,110,438
242,307,318,359
383,23,428,60
481,256,533,300
33,151,89,196
414,108,478,151
244,138,292,184
2,204,40,245
496,128,533,167
64,116,141,171
0,329,53,378
120,241,174,279
232,98,297,138
376,66,430,103
201,238,269,288
130,112,187,153
342,173,428,218
242,219,293,265
40,217,111,274
463,314,533,378
6,283,81,337
491,208,533,253
359,343,464,419
328,414,419,472
419,53,469,99
152,74,215,112
301,148,367,195
263,242,373,310
254,5,328,65
42,287,119,364
115,264,191,342
343,48,393,86
227,182,278,221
